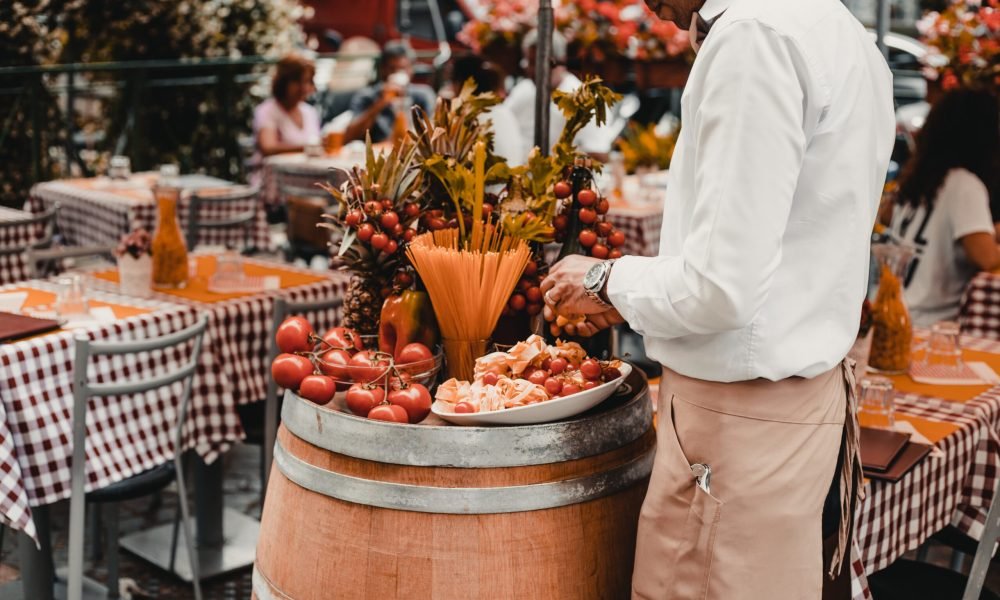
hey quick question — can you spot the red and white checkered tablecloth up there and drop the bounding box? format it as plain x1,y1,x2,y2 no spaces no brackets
0,283,244,545
0,206,48,285
959,271,1000,341
84,257,351,407
849,332,1000,599
30,176,272,252
608,202,663,258
258,153,356,207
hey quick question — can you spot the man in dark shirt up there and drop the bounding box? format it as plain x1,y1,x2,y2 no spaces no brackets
344,41,436,143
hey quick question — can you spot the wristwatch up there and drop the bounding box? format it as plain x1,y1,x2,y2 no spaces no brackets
583,259,617,308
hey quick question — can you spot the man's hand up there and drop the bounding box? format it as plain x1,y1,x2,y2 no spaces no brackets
541,255,624,337
543,304,624,337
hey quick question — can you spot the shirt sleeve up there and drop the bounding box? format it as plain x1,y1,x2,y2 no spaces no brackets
349,87,376,115
253,101,277,135
606,20,810,339
942,169,994,240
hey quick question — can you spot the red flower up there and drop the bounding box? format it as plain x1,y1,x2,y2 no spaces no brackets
941,70,960,90
596,2,620,21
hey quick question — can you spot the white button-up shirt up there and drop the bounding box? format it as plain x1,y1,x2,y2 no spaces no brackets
606,0,895,382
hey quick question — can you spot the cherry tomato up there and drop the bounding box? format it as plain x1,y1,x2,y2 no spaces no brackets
271,353,315,390
370,232,389,250
549,358,568,375
523,260,538,277
526,302,543,316
482,203,494,218
317,348,353,378
298,375,337,404
357,223,375,242
275,316,314,354
349,350,392,383
591,243,610,259
602,366,623,381
578,229,597,248
578,208,597,224
396,342,433,364
345,210,363,227
364,201,382,216
483,372,499,386
553,181,572,199
525,287,543,303
527,369,549,386
383,240,398,255
345,384,385,417
381,198,394,210
509,293,527,311
404,229,416,242
540,357,552,370
544,377,563,396
596,221,613,237
404,202,420,217
428,217,446,230
577,189,597,206
395,271,414,288
560,383,582,397
609,249,623,259
380,211,400,229
388,383,432,423
596,198,610,215
392,223,405,237
368,404,409,423
608,230,625,248
321,327,364,352
580,358,603,381
583,380,599,390
549,322,562,337
455,401,477,414
553,214,569,232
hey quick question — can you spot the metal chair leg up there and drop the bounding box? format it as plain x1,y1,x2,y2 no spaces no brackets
174,457,203,600
915,542,930,562
950,549,966,573
104,505,120,599
88,505,102,561
168,503,181,573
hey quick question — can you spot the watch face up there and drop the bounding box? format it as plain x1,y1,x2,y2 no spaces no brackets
584,263,604,291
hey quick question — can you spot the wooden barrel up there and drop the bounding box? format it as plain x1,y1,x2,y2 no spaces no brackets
253,368,654,600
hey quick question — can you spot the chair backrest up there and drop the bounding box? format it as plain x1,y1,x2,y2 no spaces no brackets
0,206,57,258
282,184,335,252
962,465,1000,600
25,245,116,279
186,185,259,252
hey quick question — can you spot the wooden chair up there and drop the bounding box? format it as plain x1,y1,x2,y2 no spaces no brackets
66,316,209,600
185,185,260,254
867,475,1000,600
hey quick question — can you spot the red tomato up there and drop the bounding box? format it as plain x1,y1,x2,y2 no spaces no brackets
596,221,613,237
357,223,375,242
544,377,563,396
322,327,364,352
455,401,477,414
526,303,543,316
345,384,385,417
540,357,552,370
383,240,398,255
395,271,414,288
590,243,610,260
345,210,363,227
527,369,549,386
388,383,432,423
271,353,314,390
381,198,394,210
368,404,409,423
523,260,538,277
549,358,568,375
349,350,392,383
596,198,610,215
608,230,625,248
509,293,527,311
553,180,572,199
577,189,597,206
580,358,603,381
560,383,582,397
404,229,416,242
275,316,314,354
578,208,597,225
578,229,597,248
482,372,499,386
553,214,569,232
380,211,400,229
317,349,353,379
404,202,420,217
525,287,543,304
609,249,623,259
370,232,389,250
392,223,405,237
602,366,623,382
583,380,599,390
396,342,433,364
298,375,337,404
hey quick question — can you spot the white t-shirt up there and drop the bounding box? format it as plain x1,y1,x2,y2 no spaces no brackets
480,103,527,166
891,168,994,327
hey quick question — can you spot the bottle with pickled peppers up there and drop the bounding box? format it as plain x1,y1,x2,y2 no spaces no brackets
868,244,916,373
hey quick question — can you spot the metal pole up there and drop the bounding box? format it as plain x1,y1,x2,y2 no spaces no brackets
875,0,889,59
534,0,553,155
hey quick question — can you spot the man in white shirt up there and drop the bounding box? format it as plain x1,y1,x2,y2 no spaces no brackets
541,0,895,597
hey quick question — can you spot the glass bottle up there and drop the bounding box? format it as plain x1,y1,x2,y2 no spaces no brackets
151,185,189,288
868,243,916,373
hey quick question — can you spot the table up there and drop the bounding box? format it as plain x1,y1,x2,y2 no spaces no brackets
258,151,362,207
959,271,1000,341
0,255,349,597
0,206,48,285
29,173,271,252
849,332,1000,599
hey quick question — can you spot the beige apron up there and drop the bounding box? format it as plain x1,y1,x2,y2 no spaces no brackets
632,360,861,600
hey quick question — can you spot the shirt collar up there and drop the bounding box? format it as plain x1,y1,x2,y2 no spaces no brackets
698,0,733,23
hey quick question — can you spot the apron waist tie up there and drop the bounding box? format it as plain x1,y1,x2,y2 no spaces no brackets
829,358,864,579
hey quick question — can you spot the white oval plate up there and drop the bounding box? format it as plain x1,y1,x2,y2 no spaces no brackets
431,362,633,426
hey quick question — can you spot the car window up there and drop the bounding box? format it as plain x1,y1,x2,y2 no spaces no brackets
888,46,922,72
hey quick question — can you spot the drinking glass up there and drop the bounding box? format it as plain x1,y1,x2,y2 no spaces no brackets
108,155,132,181
925,320,963,369
214,252,245,285
858,376,895,430
55,275,89,317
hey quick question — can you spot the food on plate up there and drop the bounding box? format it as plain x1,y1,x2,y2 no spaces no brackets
434,335,624,414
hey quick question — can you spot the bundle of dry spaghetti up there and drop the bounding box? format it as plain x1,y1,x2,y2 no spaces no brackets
406,221,530,380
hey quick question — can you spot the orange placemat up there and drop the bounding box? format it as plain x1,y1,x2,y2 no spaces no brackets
858,412,961,445
885,345,1000,402
92,255,329,303
8,287,152,321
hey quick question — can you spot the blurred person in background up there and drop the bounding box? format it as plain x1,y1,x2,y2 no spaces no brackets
449,55,526,165
254,54,321,157
504,29,615,159
344,41,436,143
886,89,1000,327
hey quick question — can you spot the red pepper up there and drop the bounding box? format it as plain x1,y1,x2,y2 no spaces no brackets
379,290,439,357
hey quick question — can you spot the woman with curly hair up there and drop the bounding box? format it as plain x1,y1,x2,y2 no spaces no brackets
254,53,320,157
888,89,1000,326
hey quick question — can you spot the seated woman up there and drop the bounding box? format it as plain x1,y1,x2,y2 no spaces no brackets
887,89,1000,327
254,54,321,157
